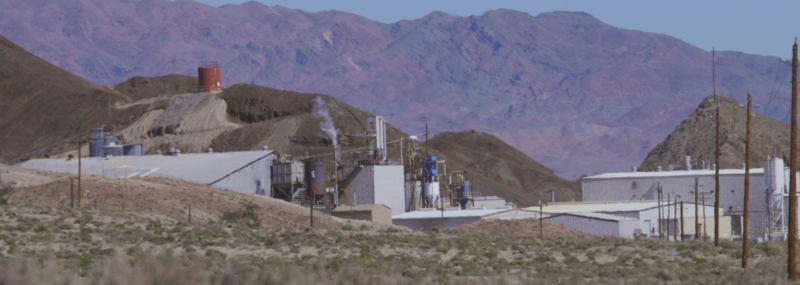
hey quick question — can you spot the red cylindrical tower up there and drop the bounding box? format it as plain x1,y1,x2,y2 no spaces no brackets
198,62,222,91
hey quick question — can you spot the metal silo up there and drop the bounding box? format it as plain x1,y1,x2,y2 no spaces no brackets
89,128,104,157
307,159,326,195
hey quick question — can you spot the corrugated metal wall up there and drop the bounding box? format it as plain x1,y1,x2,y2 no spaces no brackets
582,174,769,236
373,165,405,215
544,214,621,237
212,154,273,196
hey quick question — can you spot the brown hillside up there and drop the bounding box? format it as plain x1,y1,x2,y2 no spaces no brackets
427,131,580,207
0,36,150,162
109,74,198,101
640,95,791,171
210,83,407,158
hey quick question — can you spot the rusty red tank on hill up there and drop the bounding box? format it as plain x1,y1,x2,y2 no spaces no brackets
198,62,222,91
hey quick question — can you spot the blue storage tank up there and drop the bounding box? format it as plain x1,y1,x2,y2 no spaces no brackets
424,156,437,176
89,128,104,157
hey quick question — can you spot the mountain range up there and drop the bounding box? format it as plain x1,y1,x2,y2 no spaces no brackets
0,0,791,178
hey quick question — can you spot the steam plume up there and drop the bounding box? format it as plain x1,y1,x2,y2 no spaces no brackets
312,96,338,147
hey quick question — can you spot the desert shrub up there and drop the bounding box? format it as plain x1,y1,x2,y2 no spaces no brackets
221,203,260,228
204,249,227,259
0,177,14,205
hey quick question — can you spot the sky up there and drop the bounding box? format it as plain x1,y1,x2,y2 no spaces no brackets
189,0,799,58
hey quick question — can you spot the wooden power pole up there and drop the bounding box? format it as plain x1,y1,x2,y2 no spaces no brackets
667,194,671,240
657,183,662,239
789,37,798,281
695,176,700,240
680,201,685,242
743,90,752,268
674,197,678,241
69,139,84,208
713,46,721,247
539,200,544,237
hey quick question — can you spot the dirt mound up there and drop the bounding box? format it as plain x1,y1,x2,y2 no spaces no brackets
640,95,792,171
10,174,346,229
457,218,587,238
0,164,61,188
427,131,580,207
109,74,198,101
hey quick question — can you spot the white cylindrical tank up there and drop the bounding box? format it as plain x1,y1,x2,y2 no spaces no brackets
423,182,440,205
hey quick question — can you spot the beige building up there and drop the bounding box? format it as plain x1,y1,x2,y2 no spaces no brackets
333,204,393,225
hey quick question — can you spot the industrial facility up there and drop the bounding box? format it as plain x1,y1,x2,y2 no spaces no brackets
581,150,798,241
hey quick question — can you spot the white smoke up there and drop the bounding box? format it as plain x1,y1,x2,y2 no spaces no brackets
312,96,338,147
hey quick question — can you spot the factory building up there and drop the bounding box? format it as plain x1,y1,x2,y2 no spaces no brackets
21,150,274,196
528,201,727,239
582,153,798,240
544,212,640,238
342,165,405,215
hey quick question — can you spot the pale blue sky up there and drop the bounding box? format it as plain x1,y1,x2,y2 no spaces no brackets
190,0,799,58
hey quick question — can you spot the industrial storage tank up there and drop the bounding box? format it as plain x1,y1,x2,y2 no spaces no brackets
457,181,470,208
198,62,222,91
89,128,104,157
423,182,439,205
307,159,326,195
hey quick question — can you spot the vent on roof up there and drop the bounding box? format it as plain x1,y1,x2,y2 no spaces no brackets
495,206,512,210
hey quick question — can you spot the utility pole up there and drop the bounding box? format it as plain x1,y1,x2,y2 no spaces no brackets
70,178,74,208
539,200,543,237
69,140,84,208
667,194,671,240
713,47,721,247
701,192,708,241
743,90,752,268
789,37,798,281
680,201,685,242
657,182,662,240
694,176,700,240
674,197,678,241
188,204,192,224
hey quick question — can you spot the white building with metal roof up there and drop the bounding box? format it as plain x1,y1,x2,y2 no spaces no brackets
581,156,798,240
392,207,518,230
526,201,726,239
20,150,274,196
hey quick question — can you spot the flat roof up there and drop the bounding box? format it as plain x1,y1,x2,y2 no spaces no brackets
392,207,509,220
584,168,768,179
333,204,391,212
19,150,273,185
545,212,638,222
524,201,720,215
